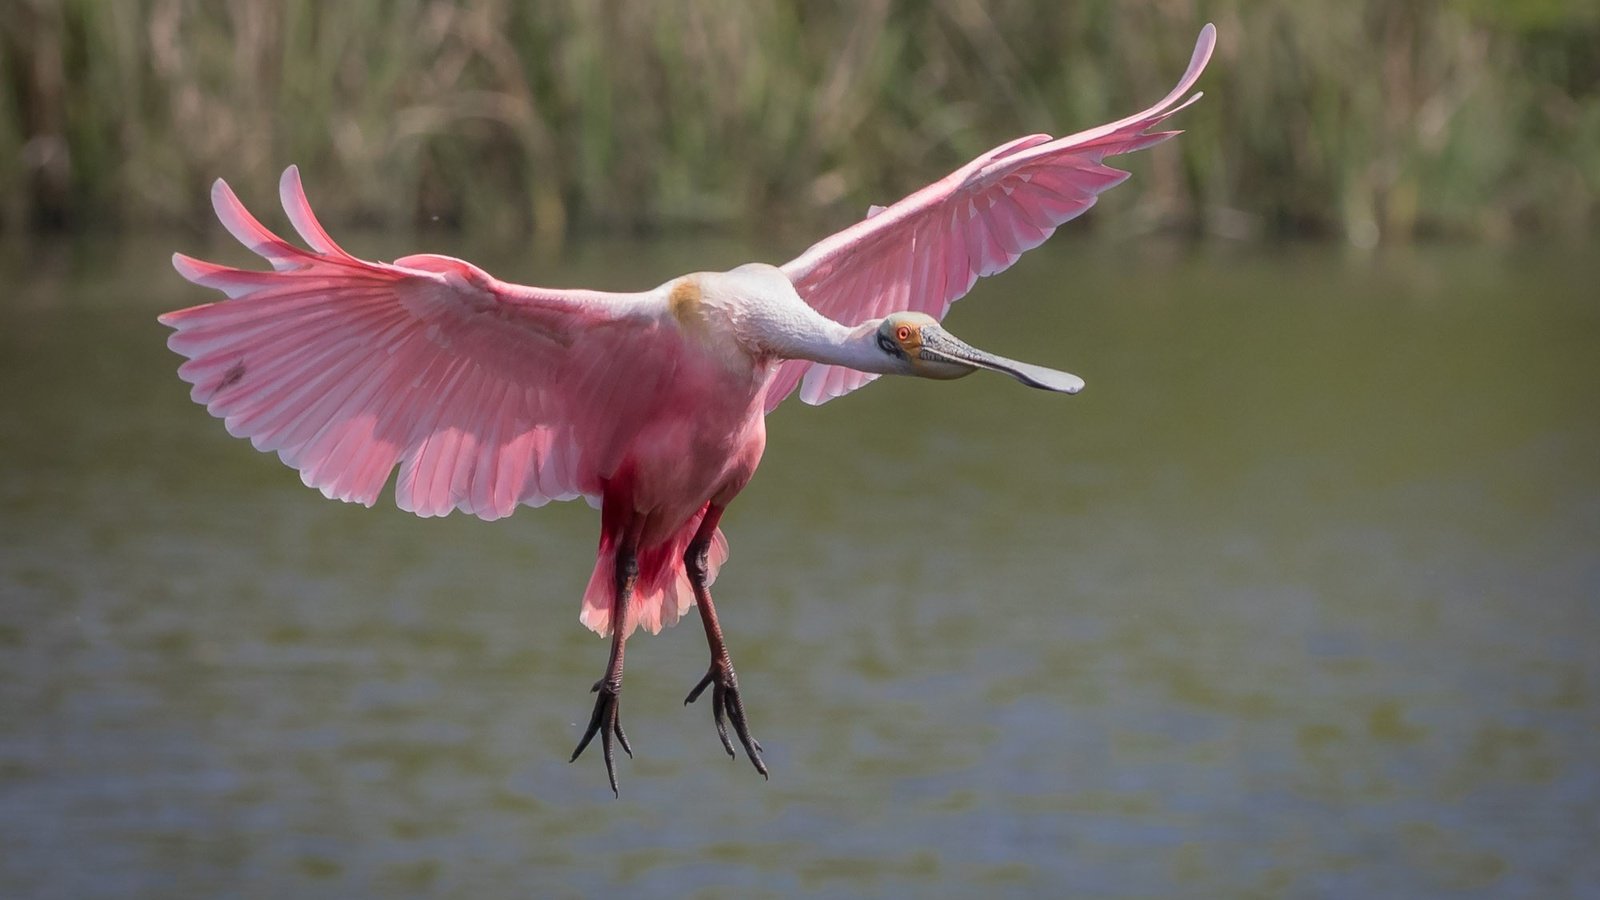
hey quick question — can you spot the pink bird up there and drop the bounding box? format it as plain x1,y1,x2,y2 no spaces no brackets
161,26,1214,794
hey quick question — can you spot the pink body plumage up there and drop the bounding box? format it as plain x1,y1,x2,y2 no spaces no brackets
161,26,1216,645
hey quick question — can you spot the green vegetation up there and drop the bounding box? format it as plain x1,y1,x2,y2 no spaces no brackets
1,0,1596,242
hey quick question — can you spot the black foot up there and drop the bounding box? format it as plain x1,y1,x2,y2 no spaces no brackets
685,661,768,778
570,679,632,796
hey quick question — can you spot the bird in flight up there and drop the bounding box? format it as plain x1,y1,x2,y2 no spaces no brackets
161,25,1214,795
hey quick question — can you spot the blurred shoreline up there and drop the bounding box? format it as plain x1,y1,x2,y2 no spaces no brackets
2,1,1596,244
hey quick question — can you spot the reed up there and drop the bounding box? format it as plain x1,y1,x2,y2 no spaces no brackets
1,0,1595,242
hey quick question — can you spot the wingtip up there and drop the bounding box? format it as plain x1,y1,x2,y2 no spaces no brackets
171,251,203,283
208,177,235,211
158,259,196,326
276,163,352,258
279,165,304,211
1189,23,1217,77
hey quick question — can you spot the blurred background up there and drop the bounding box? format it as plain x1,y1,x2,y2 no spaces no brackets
2,0,1598,244
2,2,1598,899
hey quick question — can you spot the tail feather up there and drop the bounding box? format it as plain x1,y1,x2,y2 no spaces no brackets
579,522,729,638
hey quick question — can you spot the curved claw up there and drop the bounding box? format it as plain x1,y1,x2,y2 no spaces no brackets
684,670,715,705
571,683,629,797
685,662,768,779
684,669,735,757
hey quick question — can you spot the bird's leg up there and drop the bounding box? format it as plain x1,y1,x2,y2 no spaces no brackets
570,540,638,796
682,506,768,778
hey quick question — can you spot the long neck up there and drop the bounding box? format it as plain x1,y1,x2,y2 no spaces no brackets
754,302,888,373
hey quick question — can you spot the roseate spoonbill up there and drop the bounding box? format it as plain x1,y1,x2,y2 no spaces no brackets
160,25,1214,794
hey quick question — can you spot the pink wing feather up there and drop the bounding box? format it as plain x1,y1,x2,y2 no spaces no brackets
768,24,1216,410
161,166,662,521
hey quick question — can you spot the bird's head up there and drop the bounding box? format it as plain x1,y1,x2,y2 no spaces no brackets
868,311,1084,394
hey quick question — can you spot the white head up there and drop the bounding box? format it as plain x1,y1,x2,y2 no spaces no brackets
859,311,1084,393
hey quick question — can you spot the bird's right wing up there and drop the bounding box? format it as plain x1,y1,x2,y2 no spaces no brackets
161,167,667,520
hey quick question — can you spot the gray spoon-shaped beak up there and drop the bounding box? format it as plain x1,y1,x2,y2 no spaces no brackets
918,325,1085,394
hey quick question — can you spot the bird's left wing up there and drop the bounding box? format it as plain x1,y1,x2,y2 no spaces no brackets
767,24,1215,410
161,166,664,520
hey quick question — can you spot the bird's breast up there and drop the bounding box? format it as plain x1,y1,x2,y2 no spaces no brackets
666,275,769,374
620,355,767,546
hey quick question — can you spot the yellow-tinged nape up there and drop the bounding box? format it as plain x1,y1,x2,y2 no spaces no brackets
668,277,706,331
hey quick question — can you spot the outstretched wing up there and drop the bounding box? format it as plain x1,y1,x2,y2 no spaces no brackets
161,166,666,520
767,24,1215,409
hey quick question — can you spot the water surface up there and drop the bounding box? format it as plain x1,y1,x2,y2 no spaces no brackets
2,235,1597,898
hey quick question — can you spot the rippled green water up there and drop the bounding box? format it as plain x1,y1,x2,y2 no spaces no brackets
2,235,1597,897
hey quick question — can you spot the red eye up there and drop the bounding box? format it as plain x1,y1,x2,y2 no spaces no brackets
895,325,911,342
